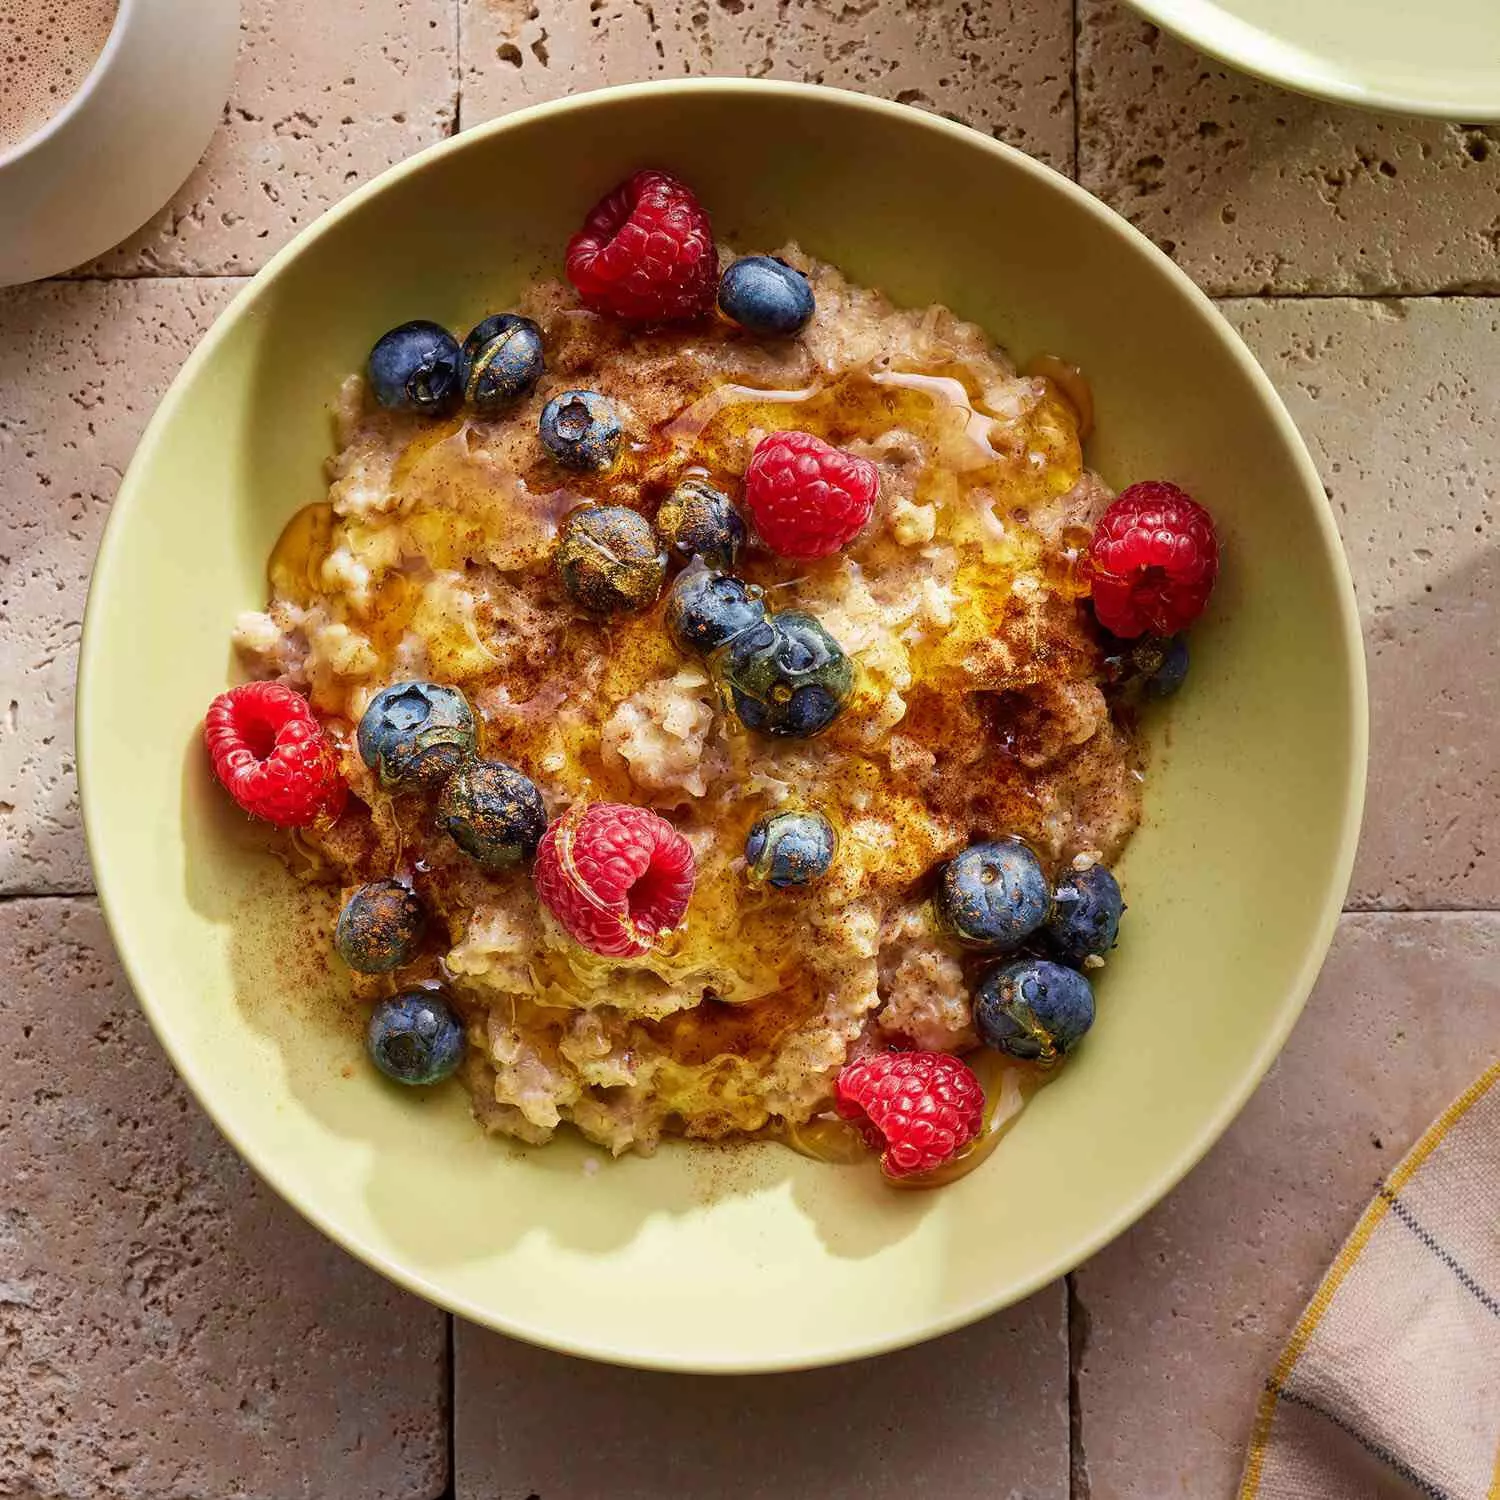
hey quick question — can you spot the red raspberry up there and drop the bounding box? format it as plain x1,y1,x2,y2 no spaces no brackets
835,1051,985,1179
565,170,718,323
1088,481,1219,639
744,430,879,560
533,802,696,959
203,682,347,829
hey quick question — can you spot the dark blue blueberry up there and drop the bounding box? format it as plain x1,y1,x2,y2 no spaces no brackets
335,880,426,974
436,759,547,869
1097,631,1134,686
1045,863,1124,965
665,569,768,655
356,681,476,791
724,610,854,739
367,989,465,1085
1145,635,1189,698
732,680,844,739
655,476,746,571
1101,632,1191,697
462,313,545,411
974,958,1095,1063
934,840,1052,951
745,810,837,889
717,256,815,337
554,504,666,615
539,389,622,471
367,320,466,414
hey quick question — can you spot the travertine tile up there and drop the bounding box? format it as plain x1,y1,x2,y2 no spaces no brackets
77,0,456,276
0,279,243,894
455,1285,1068,1499
0,898,447,1500
1072,913,1500,1498
1222,298,1500,909
1078,0,1500,294
461,0,1075,175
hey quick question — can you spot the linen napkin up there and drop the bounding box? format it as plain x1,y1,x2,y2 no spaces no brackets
1238,1061,1500,1500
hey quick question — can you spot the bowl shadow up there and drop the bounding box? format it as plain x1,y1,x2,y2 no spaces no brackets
180,733,927,1273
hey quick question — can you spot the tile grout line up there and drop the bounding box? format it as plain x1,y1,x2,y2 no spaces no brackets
1216,288,1500,303
451,0,463,136
1070,0,1082,183
443,1313,457,1500
1068,1271,1092,1500
0,891,99,902
46,272,251,283
1074,0,1086,186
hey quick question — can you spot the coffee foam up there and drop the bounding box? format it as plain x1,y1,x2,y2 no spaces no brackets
0,0,118,153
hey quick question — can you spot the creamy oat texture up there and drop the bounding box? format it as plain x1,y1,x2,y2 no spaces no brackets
234,249,1141,1156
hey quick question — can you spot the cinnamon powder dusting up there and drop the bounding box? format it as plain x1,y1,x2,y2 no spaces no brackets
236,249,1141,1158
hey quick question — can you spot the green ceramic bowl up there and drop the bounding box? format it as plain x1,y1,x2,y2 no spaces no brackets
78,80,1366,1372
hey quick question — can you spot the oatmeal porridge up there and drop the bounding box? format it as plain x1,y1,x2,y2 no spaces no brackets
206,170,1219,1182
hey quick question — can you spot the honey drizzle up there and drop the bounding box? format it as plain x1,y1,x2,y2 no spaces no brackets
1023,354,1094,442
869,368,1008,458
267,501,335,607
264,328,1097,1163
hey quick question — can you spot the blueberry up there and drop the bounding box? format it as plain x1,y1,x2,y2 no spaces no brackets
934,840,1052,951
367,989,465,1085
462,313,545,411
745,810,838,889
665,568,768,655
539,390,622,471
655,476,746,571
335,880,426,974
974,958,1095,1063
356,682,477,791
1144,635,1189,698
367,320,466,414
724,610,854,739
1101,632,1190,697
555,504,666,616
1045,863,1124,965
717,256,815,337
436,759,547,869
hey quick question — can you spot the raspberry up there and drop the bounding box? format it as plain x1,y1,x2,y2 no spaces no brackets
1088,481,1219,639
744,430,879,560
533,803,696,959
565,170,718,323
203,682,347,829
835,1051,985,1179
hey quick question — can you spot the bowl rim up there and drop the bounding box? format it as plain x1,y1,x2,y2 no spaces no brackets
77,76,1368,1373
1119,0,1500,120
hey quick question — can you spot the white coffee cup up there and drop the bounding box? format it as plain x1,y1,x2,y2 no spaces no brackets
0,0,240,286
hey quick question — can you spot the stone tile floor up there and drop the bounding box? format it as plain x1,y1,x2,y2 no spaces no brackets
1,1,1496,1495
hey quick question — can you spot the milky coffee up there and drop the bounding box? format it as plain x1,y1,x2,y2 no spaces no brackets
0,0,118,153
